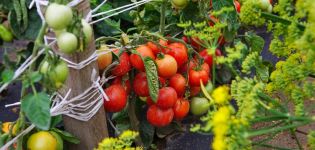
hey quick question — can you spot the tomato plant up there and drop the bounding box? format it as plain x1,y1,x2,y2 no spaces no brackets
156,54,178,78
130,45,155,71
173,98,190,120
111,52,131,76
147,105,174,127
156,87,177,109
104,84,127,112
133,72,150,97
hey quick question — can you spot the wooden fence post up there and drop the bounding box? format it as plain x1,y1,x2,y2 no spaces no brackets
58,1,109,149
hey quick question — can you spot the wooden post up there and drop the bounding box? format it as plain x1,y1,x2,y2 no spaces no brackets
58,1,108,149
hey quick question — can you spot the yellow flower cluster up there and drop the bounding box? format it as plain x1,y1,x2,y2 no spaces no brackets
212,85,231,105
212,106,231,150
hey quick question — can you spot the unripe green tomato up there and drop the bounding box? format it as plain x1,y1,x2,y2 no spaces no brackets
81,19,93,45
171,0,188,9
40,61,50,74
0,24,13,42
49,60,69,88
45,3,73,30
57,32,78,54
267,4,273,13
259,0,270,11
190,97,210,116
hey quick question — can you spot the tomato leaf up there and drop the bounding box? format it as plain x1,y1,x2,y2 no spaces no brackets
245,32,265,53
21,92,51,130
51,128,80,144
143,57,159,102
1,69,14,83
139,120,155,149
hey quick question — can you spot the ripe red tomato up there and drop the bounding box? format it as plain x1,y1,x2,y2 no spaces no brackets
199,49,222,67
173,98,190,120
182,36,189,43
146,97,154,106
169,74,186,97
201,62,210,75
234,0,241,13
111,52,131,76
156,54,178,78
190,86,201,97
166,43,188,67
104,84,127,112
156,87,178,109
147,39,169,55
159,76,167,87
189,66,209,86
218,35,225,46
111,76,131,94
147,105,174,127
130,45,155,71
133,72,150,97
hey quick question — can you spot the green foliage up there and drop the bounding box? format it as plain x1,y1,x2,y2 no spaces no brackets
21,92,51,130
239,0,265,26
308,131,315,150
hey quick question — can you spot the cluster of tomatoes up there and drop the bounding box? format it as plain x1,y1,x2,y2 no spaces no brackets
98,36,223,127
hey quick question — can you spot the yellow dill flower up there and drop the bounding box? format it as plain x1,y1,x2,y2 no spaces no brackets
212,106,231,125
212,136,227,150
212,86,231,105
97,137,117,149
119,130,138,140
213,124,229,136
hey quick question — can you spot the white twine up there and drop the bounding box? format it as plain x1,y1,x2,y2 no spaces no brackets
90,0,152,24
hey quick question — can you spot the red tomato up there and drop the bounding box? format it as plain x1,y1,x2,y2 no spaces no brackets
133,72,150,97
190,86,201,97
169,74,186,97
111,76,131,94
156,54,178,78
147,39,169,55
199,49,222,67
189,67,209,86
104,84,127,112
159,76,167,87
218,35,225,46
111,52,131,76
201,62,210,75
182,36,189,43
166,43,188,67
269,0,272,4
146,97,154,106
234,0,241,13
178,60,197,74
173,98,190,120
156,87,178,109
130,45,155,71
147,105,174,127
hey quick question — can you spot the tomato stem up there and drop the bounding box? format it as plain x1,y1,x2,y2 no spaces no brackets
159,0,167,35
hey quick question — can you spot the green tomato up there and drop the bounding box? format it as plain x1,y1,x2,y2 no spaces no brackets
49,60,69,88
258,0,270,11
171,0,188,9
40,61,50,74
57,32,78,54
267,4,273,13
190,97,210,116
45,3,73,30
0,24,13,42
81,19,93,45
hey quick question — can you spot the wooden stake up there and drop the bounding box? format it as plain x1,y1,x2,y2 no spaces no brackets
59,1,108,149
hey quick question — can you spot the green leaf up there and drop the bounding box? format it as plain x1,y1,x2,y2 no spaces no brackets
9,8,42,40
30,71,42,83
245,32,265,53
50,115,62,128
139,120,154,149
1,69,14,83
21,92,51,130
143,57,159,102
51,128,80,144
